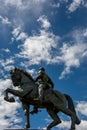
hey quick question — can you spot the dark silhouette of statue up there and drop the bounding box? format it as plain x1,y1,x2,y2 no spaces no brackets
4,67,81,130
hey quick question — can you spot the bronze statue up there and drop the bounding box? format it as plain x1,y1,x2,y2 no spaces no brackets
4,67,81,130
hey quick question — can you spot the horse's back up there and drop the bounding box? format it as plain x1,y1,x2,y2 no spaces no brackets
54,90,66,104
44,89,66,109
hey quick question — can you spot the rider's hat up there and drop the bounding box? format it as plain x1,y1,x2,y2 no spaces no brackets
39,67,45,71
38,67,45,74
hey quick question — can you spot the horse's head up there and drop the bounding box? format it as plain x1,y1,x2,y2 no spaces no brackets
10,67,22,86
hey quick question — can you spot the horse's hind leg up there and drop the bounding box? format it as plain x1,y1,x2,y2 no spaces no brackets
46,108,61,130
61,108,76,130
64,94,81,125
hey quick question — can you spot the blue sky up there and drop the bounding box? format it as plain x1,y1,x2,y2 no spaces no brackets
0,0,87,130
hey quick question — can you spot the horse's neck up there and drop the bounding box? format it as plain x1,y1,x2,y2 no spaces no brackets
21,73,37,93
21,73,30,83
21,73,34,86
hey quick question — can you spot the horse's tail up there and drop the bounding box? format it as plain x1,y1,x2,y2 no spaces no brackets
64,94,76,113
64,94,81,125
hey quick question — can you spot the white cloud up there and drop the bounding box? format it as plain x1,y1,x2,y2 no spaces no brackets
0,15,11,25
83,29,87,37
1,0,47,16
3,0,47,10
37,15,51,30
59,29,87,79
0,58,14,67
56,120,87,130
4,0,23,9
68,0,82,12
76,101,87,116
0,58,14,75
16,32,28,41
0,79,21,130
0,0,49,33
51,3,60,8
12,27,21,39
81,0,87,8
18,29,59,65
0,79,11,92
12,26,28,42
68,0,87,12
59,42,87,79
83,3,87,7
57,120,70,129
59,0,68,2
2,48,10,53
76,120,87,130
14,15,59,65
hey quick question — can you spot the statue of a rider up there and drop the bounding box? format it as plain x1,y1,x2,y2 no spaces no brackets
34,67,54,101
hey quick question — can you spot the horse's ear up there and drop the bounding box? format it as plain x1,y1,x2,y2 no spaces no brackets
10,67,17,74
10,69,14,74
14,67,18,71
10,70,12,74
15,67,17,70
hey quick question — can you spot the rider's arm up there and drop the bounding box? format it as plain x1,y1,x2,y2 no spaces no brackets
47,76,54,88
35,75,42,82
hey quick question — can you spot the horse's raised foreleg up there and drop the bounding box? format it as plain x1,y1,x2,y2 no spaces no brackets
22,101,30,129
46,108,61,130
4,89,9,100
4,88,21,102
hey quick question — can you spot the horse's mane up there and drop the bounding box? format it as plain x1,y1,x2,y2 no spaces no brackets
17,68,35,83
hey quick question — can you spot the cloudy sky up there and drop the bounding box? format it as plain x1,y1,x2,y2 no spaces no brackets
0,0,87,130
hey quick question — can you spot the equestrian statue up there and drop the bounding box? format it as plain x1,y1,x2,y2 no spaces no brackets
4,67,81,130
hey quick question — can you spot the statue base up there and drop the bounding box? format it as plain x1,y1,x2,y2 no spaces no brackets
4,128,46,130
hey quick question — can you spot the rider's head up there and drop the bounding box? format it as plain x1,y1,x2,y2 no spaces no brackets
38,67,45,74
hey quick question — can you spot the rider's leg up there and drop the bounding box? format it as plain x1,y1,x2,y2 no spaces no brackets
38,84,44,101
34,84,44,101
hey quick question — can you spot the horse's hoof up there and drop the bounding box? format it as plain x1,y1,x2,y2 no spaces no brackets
25,123,30,129
69,127,75,130
4,97,8,101
47,128,50,130
47,127,51,130
4,97,10,102
69,128,75,130
75,117,81,125
69,129,75,130
9,97,15,102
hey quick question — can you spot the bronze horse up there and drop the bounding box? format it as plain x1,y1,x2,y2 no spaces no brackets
4,67,81,130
